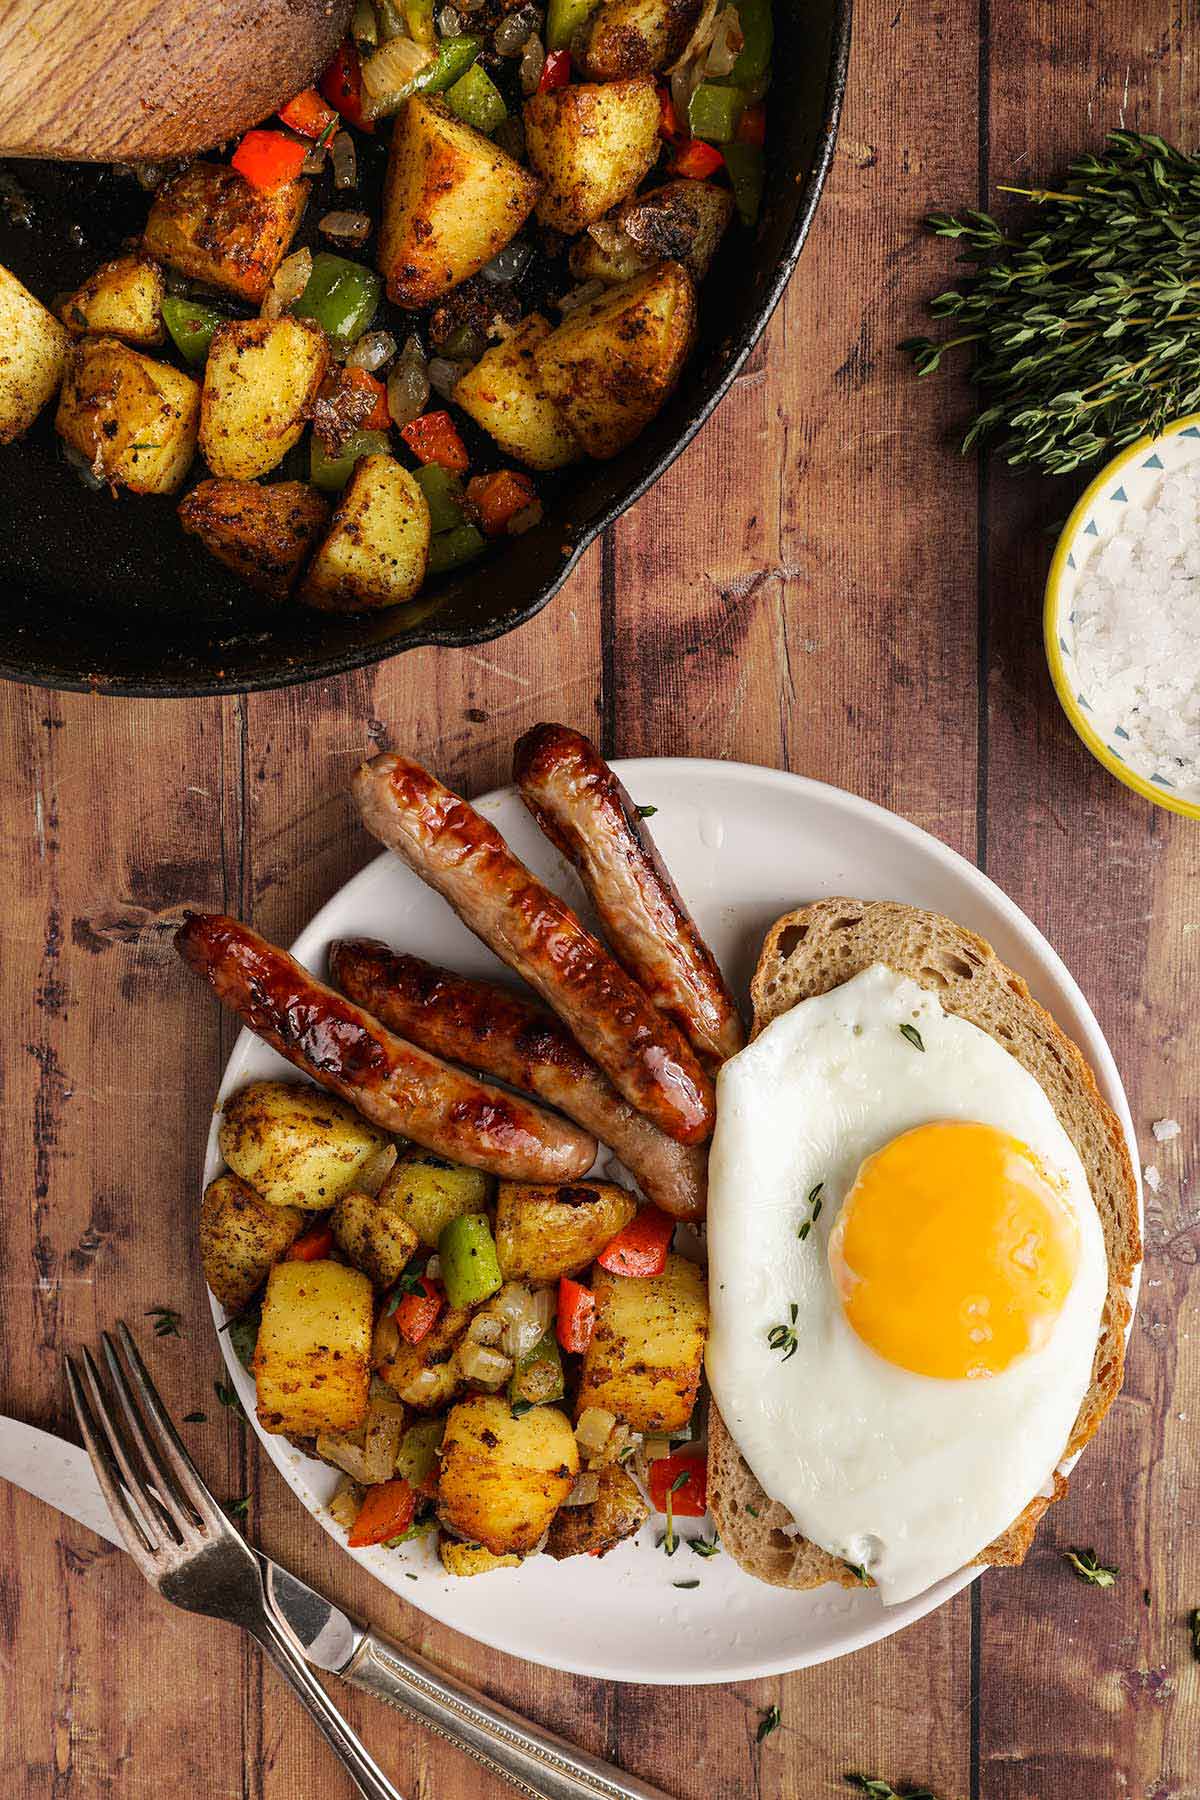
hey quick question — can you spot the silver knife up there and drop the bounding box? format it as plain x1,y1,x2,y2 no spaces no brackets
0,1417,672,1800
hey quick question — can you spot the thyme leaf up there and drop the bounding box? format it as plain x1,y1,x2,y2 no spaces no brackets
1064,1547,1117,1588
899,1023,925,1052
756,1704,781,1743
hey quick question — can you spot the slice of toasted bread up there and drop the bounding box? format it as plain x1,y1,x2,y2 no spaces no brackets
706,898,1140,1592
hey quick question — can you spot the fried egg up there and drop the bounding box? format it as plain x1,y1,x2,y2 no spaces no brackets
705,964,1108,1605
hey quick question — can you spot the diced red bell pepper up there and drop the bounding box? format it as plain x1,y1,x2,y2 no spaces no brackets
671,138,725,180
279,86,340,139
320,39,375,133
657,83,684,144
286,1222,334,1261
538,49,572,92
466,469,539,536
231,129,309,192
596,1204,675,1278
556,1277,596,1353
345,365,391,431
735,102,766,147
648,1449,707,1517
393,1276,444,1345
401,410,470,473
347,1477,416,1547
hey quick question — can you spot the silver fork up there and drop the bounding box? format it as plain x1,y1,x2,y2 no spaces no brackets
66,1321,406,1800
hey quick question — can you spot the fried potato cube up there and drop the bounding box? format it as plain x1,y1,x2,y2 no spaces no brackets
452,315,580,471
298,453,431,612
377,1147,494,1248
577,1252,707,1432
178,477,329,600
373,1302,470,1412
200,1171,305,1312
59,254,165,348
199,317,328,481
219,1080,396,1212
55,337,199,493
545,1463,649,1559
437,1394,578,1555
438,1538,523,1576
569,180,733,285
332,1188,419,1289
378,96,540,309
143,162,309,303
533,260,695,457
523,77,659,233
581,0,703,78
254,1259,374,1436
495,1179,637,1282
0,264,68,444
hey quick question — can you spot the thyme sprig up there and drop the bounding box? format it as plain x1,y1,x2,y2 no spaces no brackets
903,132,1200,475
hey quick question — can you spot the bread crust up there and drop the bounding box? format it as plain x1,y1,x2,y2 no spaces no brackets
706,898,1140,1591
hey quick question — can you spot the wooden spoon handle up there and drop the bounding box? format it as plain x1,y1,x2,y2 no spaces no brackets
0,0,352,162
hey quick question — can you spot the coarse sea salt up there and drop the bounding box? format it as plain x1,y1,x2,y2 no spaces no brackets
1073,464,1200,794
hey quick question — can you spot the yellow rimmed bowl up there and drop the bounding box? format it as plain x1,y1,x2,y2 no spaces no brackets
1045,414,1200,822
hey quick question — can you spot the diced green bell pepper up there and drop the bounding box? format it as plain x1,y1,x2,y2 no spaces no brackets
395,1417,445,1486
310,427,391,492
724,142,765,226
161,294,224,365
415,463,467,533
446,63,507,136
509,1330,565,1409
404,0,436,47
546,0,601,49
729,0,772,84
367,34,483,117
687,82,748,144
426,522,486,575
293,253,382,345
438,1212,503,1308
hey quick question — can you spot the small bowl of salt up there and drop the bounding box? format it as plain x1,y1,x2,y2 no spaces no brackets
1045,414,1200,819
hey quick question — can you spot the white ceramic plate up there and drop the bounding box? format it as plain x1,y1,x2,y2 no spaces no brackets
206,759,1140,1685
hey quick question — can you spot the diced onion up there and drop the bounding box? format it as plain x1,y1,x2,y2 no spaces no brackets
438,5,463,33
665,0,720,73
320,209,373,245
465,1312,504,1347
424,1253,442,1281
388,342,431,425
643,1434,671,1461
302,143,328,175
496,4,538,54
703,3,744,75
519,32,545,93
575,1407,617,1455
329,1475,364,1529
361,33,434,101
406,1368,445,1402
62,442,105,492
557,279,605,315
260,246,312,320
331,129,358,191
457,1341,513,1387
562,1471,601,1508
427,355,465,399
492,1282,553,1360
481,240,533,285
347,328,397,372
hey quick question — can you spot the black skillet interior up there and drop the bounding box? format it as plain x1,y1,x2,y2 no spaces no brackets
0,0,850,696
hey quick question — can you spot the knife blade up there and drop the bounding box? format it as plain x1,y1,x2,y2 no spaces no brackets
0,1416,365,1669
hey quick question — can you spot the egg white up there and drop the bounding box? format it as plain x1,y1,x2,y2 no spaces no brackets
705,964,1108,1605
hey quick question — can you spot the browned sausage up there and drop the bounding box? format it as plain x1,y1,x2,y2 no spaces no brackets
513,724,745,1067
351,753,716,1146
175,912,597,1183
330,935,707,1220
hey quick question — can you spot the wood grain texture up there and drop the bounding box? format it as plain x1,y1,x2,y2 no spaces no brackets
0,0,351,161
1,2,1198,1797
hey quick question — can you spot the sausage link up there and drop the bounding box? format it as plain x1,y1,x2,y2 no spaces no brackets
351,753,716,1146
330,935,707,1220
513,724,745,1067
176,912,597,1182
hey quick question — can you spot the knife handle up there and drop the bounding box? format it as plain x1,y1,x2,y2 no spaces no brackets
340,1629,675,1800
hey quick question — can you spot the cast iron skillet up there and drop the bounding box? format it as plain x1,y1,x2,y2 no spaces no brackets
0,0,851,696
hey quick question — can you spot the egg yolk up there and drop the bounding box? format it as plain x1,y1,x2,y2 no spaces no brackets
827,1120,1080,1379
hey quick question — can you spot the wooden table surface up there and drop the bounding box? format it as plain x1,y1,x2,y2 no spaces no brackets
4,2,1198,1794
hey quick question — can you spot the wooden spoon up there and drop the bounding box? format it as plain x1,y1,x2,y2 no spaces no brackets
0,0,353,162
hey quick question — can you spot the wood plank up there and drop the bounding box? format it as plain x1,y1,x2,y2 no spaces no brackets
607,0,982,1793
980,5,1200,1794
